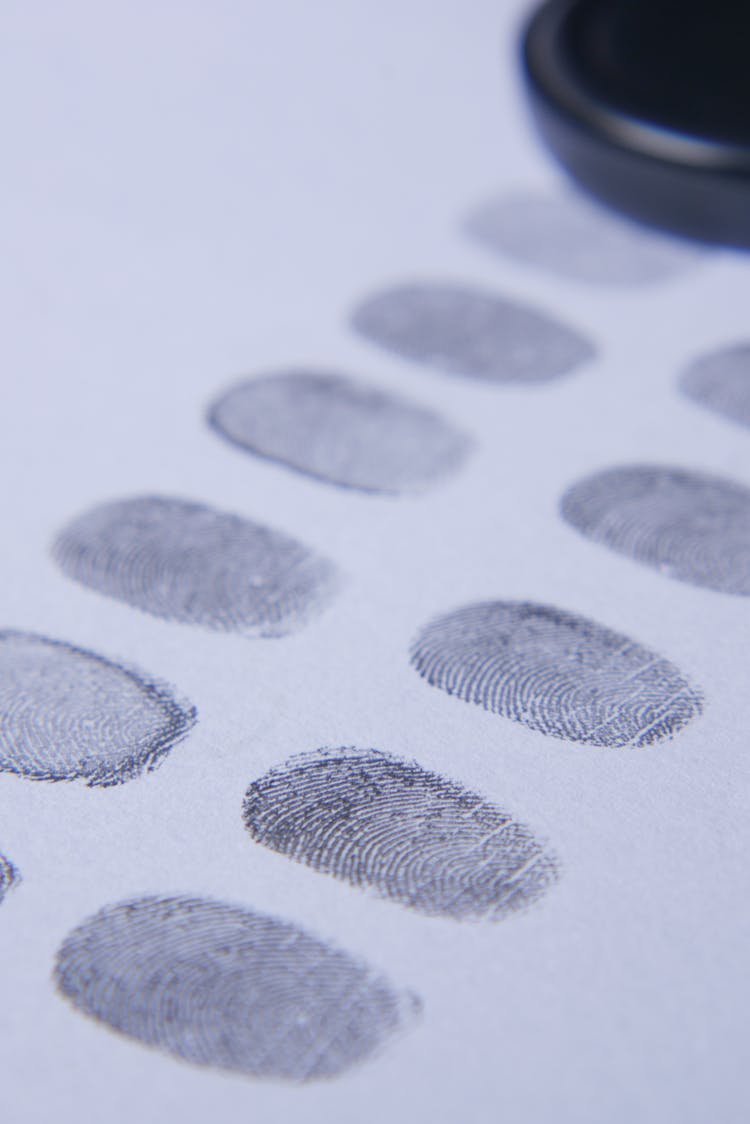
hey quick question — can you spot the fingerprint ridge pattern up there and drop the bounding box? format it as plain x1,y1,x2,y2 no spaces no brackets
55,894,420,1081
680,343,750,430
0,853,19,904
245,746,559,920
208,370,472,495
52,495,339,636
561,464,750,595
464,191,703,285
0,630,196,786
350,281,595,385
410,601,702,747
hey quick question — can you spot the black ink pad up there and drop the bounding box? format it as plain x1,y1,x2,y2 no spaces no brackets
522,0,750,247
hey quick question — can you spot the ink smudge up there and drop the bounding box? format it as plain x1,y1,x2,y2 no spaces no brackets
0,631,196,785
410,601,702,746
208,370,472,494
55,895,420,1081
0,853,19,904
349,281,595,385
244,746,558,921
561,464,750,595
464,191,703,285
52,495,339,636
680,343,750,429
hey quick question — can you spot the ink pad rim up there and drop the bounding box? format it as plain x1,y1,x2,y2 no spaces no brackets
521,0,750,247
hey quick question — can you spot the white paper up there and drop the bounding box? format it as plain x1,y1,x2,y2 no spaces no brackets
1,2,749,1122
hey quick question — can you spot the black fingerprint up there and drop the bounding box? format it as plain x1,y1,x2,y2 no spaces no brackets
0,852,19,905
52,495,339,636
464,191,702,285
208,370,472,495
680,343,750,429
561,465,750,595
349,281,595,384
410,601,702,747
0,631,196,786
55,895,420,1081
244,747,558,921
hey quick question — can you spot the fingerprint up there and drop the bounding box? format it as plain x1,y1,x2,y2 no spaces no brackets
349,281,595,385
52,495,339,637
0,853,19,904
244,747,558,921
464,191,703,285
208,370,472,495
410,601,702,747
55,895,420,1081
680,343,750,429
0,631,196,786
561,465,750,595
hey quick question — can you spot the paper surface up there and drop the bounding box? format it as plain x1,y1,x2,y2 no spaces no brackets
1,2,749,1121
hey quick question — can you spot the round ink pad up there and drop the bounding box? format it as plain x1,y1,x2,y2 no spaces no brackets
522,0,750,247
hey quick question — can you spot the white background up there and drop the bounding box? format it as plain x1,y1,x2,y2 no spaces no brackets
1,2,749,1121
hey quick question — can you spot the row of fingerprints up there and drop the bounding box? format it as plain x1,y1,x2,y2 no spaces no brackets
0,190,743,1083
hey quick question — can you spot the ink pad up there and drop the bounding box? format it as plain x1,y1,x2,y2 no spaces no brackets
522,0,750,247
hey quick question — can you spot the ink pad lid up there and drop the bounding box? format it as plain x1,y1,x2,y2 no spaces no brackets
522,0,750,247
